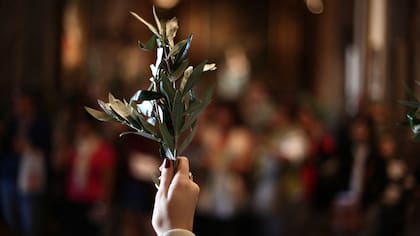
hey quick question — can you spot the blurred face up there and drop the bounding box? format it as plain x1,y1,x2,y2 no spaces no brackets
351,121,370,142
379,136,396,158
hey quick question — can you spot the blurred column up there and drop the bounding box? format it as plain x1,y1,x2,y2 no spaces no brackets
268,0,303,99
311,0,346,121
366,0,387,102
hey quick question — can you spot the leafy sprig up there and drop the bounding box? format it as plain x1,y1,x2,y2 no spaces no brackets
400,81,420,141
85,7,216,162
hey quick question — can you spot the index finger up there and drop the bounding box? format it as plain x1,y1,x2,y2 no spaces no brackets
175,156,190,176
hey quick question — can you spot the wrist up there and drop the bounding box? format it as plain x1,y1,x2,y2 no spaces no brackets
162,229,195,236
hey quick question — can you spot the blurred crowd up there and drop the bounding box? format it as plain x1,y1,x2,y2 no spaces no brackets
1,83,420,236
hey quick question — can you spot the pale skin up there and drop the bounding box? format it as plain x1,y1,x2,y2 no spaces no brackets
152,156,200,235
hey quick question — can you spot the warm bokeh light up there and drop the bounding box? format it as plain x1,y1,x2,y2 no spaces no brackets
154,0,180,9
305,0,324,14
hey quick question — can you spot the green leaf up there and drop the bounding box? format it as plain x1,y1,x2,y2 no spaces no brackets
181,105,203,132
399,100,420,109
182,60,207,95
130,90,163,102
172,91,184,133
182,86,214,131
98,100,122,121
178,124,197,154
180,66,193,91
126,112,143,130
174,35,193,68
168,59,189,82
120,131,161,142
168,38,187,58
166,17,179,48
84,106,114,122
130,11,160,37
152,6,163,36
109,100,131,120
202,84,215,105
159,122,174,149
119,131,139,137
138,114,158,134
184,99,204,115
161,144,175,160
160,74,176,107
138,35,156,51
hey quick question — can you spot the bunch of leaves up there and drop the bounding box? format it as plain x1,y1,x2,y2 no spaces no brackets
400,81,420,141
85,7,216,163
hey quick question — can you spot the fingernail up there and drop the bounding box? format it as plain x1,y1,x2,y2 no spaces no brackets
164,158,171,168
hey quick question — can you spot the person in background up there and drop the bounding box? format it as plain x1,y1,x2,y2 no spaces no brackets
0,89,51,236
117,134,160,236
374,133,413,236
333,114,385,235
63,111,116,236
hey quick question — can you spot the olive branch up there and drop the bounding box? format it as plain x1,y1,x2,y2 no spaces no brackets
85,7,216,164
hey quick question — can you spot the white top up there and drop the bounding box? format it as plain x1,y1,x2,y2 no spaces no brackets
163,229,195,236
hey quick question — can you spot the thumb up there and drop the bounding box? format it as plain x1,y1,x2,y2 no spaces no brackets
159,157,174,197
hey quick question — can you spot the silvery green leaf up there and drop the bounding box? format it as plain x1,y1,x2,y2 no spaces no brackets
168,39,187,58
84,106,114,122
109,99,131,120
203,63,217,72
150,48,164,78
181,104,204,132
98,99,120,120
161,144,175,160
136,100,154,117
174,35,193,68
159,122,174,149
166,17,178,48
160,75,176,106
182,60,207,95
180,66,193,91
169,59,189,82
202,84,215,105
178,123,197,154
137,113,158,134
400,100,420,109
412,124,420,134
126,114,143,130
131,90,163,102
130,11,160,37
138,35,156,51
184,99,203,115
152,6,163,36
150,64,158,78
119,131,139,137
172,91,184,132
182,86,214,131
120,131,161,142
108,93,116,103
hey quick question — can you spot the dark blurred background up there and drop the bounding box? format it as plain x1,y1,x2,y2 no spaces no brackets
1,0,420,235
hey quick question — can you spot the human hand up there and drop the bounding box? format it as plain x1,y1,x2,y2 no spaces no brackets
152,157,200,235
